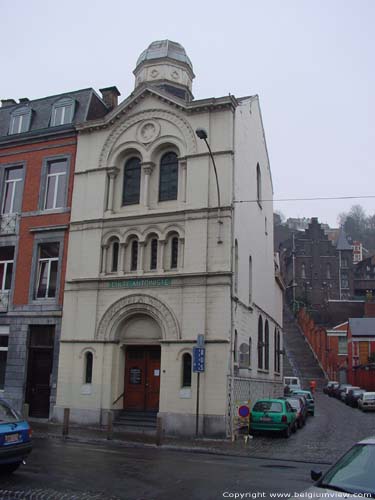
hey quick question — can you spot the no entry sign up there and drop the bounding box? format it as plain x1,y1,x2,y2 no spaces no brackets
238,405,250,418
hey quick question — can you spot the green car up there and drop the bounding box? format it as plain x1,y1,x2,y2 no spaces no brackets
250,399,297,438
291,390,315,416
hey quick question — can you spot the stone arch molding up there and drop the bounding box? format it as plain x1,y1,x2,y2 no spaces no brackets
100,109,197,169
96,293,181,342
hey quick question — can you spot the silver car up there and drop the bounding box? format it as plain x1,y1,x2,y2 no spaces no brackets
358,392,375,411
291,436,375,498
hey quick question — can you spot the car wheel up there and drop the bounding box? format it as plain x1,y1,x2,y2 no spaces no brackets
283,425,291,438
0,462,21,475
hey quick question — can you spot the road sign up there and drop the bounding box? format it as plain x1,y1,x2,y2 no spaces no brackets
238,405,250,418
193,346,205,372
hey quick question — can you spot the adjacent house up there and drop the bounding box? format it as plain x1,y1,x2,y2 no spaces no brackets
0,90,108,416
53,40,283,437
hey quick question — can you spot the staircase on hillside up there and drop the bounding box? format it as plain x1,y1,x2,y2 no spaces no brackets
114,410,157,434
283,305,327,390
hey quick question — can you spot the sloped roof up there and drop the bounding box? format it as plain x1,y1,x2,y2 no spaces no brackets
336,226,352,251
349,318,375,336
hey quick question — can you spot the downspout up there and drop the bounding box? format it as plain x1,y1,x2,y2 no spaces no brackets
229,107,236,378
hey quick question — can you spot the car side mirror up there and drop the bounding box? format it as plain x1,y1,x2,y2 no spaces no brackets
311,470,322,481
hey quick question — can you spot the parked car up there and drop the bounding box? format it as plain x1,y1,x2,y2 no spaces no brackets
327,382,340,397
346,388,365,408
283,376,301,393
291,436,375,498
250,399,297,438
334,384,353,400
323,381,338,394
0,399,32,474
358,392,375,412
341,386,360,402
282,397,308,428
291,389,315,416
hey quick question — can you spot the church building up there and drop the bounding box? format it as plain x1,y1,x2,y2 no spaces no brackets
54,40,283,437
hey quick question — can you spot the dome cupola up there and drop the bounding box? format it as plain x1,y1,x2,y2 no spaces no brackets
134,40,195,101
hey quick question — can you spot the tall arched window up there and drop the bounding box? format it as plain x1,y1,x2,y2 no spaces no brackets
256,163,262,206
131,240,138,271
264,320,270,371
182,353,192,387
85,352,93,384
258,316,263,369
123,157,141,205
234,239,239,294
150,238,158,270
111,241,119,272
171,237,179,269
159,152,178,201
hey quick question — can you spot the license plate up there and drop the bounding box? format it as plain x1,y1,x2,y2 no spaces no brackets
5,433,21,444
260,417,272,422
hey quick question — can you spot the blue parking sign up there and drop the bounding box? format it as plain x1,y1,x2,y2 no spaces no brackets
193,347,205,372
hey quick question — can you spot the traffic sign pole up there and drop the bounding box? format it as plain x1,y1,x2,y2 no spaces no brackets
195,372,200,437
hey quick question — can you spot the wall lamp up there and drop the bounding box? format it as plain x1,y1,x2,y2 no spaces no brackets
195,128,223,243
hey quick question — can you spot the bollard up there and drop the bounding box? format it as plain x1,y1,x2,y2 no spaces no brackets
107,411,113,440
62,408,70,437
23,403,29,420
155,415,162,446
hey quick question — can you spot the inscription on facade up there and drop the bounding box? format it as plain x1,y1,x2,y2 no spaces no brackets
108,278,172,289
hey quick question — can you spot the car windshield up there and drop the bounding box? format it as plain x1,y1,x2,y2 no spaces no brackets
320,444,375,495
364,394,375,401
287,399,301,410
0,401,19,423
253,401,282,413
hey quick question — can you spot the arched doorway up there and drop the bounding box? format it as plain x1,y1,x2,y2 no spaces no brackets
120,314,161,411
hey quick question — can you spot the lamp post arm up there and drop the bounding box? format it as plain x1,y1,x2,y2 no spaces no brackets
203,137,221,218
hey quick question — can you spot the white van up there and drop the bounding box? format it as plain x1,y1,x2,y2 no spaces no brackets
283,376,301,391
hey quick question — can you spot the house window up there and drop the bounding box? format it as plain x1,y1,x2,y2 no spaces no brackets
85,352,93,384
171,237,178,269
341,271,349,289
341,257,348,268
234,330,238,363
44,159,68,210
248,337,252,367
326,264,331,279
274,329,281,373
338,337,348,355
301,263,306,279
258,316,263,369
111,241,119,272
182,353,192,388
35,243,59,299
264,320,270,371
0,247,14,291
150,238,158,270
234,239,239,294
9,107,31,134
2,166,23,214
50,98,75,126
123,157,141,205
159,152,178,201
256,163,262,206
249,256,252,304
0,333,8,390
130,240,138,271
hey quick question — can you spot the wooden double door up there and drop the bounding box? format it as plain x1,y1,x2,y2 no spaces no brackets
124,346,161,412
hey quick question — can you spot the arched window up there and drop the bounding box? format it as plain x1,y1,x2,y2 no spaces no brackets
234,239,239,294
150,238,158,270
248,337,252,367
50,98,75,126
326,264,331,279
249,255,252,304
85,352,93,384
277,330,281,372
258,316,263,369
9,106,32,134
123,157,141,205
256,163,262,206
111,241,119,272
301,263,306,279
182,353,192,387
131,240,138,271
159,152,178,201
171,236,179,269
234,330,238,363
264,320,270,371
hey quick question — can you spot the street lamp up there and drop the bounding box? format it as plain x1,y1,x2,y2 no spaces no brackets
195,128,223,243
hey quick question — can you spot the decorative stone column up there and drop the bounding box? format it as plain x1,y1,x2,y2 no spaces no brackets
138,241,146,273
158,239,166,272
178,237,185,268
141,162,155,208
178,157,187,203
100,245,109,274
106,166,119,214
120,243,127,274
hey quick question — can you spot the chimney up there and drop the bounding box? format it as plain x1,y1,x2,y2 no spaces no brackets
19,98,29,103
99,86,121,110
1,99,17,108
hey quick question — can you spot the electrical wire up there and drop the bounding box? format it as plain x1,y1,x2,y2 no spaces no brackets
234,195,375,204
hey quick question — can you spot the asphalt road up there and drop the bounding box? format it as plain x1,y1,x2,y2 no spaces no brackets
1,439,321,500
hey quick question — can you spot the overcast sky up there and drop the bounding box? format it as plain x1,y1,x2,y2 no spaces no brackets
2,0,374,227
